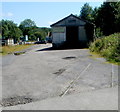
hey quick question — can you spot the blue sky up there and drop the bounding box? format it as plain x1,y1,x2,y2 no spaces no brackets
2,2,103,27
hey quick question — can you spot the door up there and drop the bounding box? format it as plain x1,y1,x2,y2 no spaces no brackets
66,26,78,47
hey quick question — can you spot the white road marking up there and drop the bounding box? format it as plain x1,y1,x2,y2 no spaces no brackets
111,64,114,87
60,63,91,97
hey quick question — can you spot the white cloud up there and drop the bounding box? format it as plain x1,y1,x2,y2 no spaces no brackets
48,21,55,25
2,12,14,17
7,12,13,17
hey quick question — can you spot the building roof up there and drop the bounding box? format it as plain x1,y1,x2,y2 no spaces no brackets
50,14,94,27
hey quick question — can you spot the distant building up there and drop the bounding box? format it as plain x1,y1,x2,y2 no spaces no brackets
7,38,14,45
1,38,14,46
50,14,94,48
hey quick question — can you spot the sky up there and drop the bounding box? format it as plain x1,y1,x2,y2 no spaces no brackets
1,2,103,27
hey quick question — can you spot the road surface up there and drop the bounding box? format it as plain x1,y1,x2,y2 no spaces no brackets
1,44,118,110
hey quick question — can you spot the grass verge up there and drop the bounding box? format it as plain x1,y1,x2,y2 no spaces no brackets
0,44,33,56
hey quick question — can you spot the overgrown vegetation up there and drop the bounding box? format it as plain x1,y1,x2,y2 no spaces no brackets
89,33,120,64
80,1,120,64
0,44,32,55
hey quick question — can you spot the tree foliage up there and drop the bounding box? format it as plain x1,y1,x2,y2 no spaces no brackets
19,19,36,38
1,20,22,42
95,2,120,35
1,19,51,42
80,2,120,37
80,3,94,22
19,19,51,41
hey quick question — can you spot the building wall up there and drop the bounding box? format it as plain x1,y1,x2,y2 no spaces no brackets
7,38,14,45
52,27,66,47
51,15,93,48
52,26,88,48
54,16,86,27
78,26,87,41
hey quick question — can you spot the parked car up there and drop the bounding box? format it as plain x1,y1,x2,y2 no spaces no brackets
1,39,7,46
46,37,52,43
34,40,47,44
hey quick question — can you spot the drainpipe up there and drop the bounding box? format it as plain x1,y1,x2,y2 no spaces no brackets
93,24,97,40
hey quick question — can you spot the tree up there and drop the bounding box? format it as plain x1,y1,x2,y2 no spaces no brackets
19,19,51,41
91,7,99,24
114,2,120,32
80,3,94,22
19,19,36,38
95,2,120,36
33,27,51,41
34,31,42,40
1,20,22,42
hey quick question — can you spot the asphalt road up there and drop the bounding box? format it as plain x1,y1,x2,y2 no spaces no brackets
4,86,118,110
1,44,118,110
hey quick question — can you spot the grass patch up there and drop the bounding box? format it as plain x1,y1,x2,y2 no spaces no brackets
89,52,102,58
14,51,26,55
0,44,33,56
89,33,120,65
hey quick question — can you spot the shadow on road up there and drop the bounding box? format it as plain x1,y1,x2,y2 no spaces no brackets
36,46,88,52
36,47,54,52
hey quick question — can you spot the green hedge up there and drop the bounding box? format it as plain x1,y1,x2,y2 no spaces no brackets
89,33,120,63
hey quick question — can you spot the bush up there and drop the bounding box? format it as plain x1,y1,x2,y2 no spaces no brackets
89,33,120,63
95,28,103,38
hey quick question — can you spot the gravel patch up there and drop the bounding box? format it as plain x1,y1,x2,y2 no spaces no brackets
1,96,33,107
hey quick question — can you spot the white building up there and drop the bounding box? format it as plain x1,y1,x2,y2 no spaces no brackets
50,14,94,48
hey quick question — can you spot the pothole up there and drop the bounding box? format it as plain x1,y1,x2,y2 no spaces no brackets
1,96,33,107
53,69,66,76
14,51,26,55
62,56,76,60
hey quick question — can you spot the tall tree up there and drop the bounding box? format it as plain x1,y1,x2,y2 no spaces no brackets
1,20,22,42
95,2,120,35
114,2,120,32
91,7,99,24
80,3,94,22
19,19,36,38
